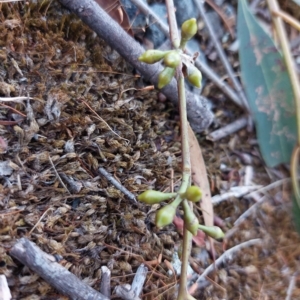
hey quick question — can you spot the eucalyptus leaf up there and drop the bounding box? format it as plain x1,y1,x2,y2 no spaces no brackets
238,0,297,167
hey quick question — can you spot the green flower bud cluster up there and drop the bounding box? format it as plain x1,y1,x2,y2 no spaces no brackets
137,186,202,234
137,186,223,239
138,18,202,89
139,49,180,89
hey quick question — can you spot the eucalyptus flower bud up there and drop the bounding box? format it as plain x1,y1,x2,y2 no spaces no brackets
138,190,176,204
185,186,202,203
155,204,176,228
198,224,225,240
183,200,199,236
158,67,175,89
181,18,197,43
163,51,181,68
138,50,167,64
187,65,202,88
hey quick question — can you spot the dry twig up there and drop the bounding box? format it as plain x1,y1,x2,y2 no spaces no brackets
207,116,248,141
10,238,109,300
98,167,137,204
0,275,11,300
190,238,262,293
115,264,148,300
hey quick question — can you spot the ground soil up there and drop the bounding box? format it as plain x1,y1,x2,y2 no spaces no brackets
0,1,300,300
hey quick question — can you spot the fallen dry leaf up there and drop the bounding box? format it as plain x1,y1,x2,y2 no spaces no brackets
95,0,133,35
188,124,213,228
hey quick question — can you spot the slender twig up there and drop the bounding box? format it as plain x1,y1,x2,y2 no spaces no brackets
211,185,263,206
115,264,148,300
194,0,249,112
233,195,266,227
0,102,26,117
192,239,262,289
28,207,54,236
204,0,235,38
272,9,300,31
49,156,71,195
79,98,129,143
285,272,297,300
0,275,11,300
98,167,137,204
100,266,111,298
0,96,32,102
207,116,248,141
128,0,243,107
165,0,180,49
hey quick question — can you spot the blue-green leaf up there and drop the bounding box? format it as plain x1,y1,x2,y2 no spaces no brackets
238,0,297,167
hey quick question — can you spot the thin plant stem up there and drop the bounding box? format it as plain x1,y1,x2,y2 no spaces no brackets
164,0,193,298
165,0,180,48
177,202,193,300
176,71,193,300
177,72,191,176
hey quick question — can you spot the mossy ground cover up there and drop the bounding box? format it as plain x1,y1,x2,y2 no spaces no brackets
0,1,299,299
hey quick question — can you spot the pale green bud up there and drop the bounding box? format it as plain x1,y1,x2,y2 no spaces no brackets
138,190,176,204
155,204,176,228
138,50,167,64
198,224,225,240
183,200,199,235
185,186,202,203
158,67,175,89
163,51,181,68
181,18,197,42
187,66,202,88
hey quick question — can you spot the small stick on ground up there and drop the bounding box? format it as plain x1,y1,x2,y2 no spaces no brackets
100,266,111,298
207,116,248,141
98,167,137,204
49,156,71,195
0,275,11,300
211,185,263,205
10,238,109,300
234,195,266,226
115,264,148,300
285,272,297,300
189,239,262,294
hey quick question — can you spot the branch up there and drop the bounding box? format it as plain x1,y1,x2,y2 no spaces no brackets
10,238,109,300
58,0,213,132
